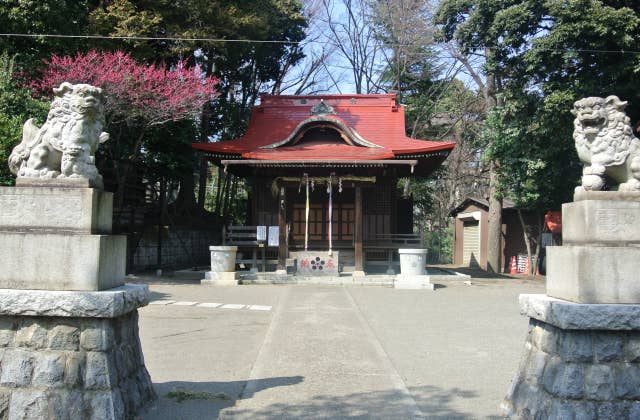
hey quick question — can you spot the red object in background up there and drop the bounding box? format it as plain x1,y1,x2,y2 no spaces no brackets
545,211,562,234
509,255,518,274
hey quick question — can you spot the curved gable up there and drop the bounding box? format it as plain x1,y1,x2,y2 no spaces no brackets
259,115,382,149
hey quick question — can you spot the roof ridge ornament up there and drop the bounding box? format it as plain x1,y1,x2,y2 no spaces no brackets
310,99,336,116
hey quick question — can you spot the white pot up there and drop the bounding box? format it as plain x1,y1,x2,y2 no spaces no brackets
398,248,428,276
209,246,238,272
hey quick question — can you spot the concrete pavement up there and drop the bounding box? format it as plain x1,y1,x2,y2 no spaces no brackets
135,275,544,419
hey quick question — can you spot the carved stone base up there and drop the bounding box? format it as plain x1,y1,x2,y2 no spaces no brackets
503,294,640,419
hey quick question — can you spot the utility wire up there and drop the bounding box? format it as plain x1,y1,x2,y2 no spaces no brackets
2,33,640,55
0,33,301,44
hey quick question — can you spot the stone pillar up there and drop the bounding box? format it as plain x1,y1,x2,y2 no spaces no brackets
201,246,239,285
0,183,155,419
503,191,640,417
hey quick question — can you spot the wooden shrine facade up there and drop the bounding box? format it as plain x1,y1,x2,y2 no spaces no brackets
193,94,455,273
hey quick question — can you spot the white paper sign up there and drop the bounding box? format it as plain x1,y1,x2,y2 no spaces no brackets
256,226,267,241
268,226,279,247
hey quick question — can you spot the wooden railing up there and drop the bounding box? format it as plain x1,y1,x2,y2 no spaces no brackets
223,225,277,271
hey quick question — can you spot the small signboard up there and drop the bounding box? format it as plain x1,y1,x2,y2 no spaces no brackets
256,226,267,242
268,226,279,247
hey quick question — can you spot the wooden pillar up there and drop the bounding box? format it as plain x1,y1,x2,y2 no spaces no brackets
277,186,287,273
354,186,364,275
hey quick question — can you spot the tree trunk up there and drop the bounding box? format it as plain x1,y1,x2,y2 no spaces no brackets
484,56,503,273
214,167,224,216
222,174,233,222
486,165,503,273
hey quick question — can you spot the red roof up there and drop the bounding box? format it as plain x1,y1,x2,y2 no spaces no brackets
193,93,455,160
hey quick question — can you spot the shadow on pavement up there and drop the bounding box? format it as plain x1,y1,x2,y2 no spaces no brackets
219,384,480,419
140,376,304,419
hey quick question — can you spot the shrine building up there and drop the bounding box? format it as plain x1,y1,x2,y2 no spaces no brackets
193,94,455,275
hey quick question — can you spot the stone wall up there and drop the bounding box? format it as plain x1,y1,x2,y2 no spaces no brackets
132,228,220,270
0,310,155,419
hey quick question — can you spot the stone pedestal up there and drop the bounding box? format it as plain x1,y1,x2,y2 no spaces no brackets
0,284,155,419
502,294,640,418
0,183,155,418
547,193,640,303
201,246,239,285
0,186,124,291
394,275,434,290
395,249,433,290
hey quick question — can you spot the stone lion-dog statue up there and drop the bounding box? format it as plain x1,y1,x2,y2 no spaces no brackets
8,82,109,188
572,95,640,192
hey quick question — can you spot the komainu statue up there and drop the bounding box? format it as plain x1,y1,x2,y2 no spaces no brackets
8,82,109,188
572,95,640,192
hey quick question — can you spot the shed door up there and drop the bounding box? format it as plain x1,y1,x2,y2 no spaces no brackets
462,220,480,267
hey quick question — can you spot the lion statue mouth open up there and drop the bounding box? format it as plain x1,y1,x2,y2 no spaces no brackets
8,82,110,188
572,95,640,192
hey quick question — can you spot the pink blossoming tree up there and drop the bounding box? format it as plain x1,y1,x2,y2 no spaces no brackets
31,50,219,218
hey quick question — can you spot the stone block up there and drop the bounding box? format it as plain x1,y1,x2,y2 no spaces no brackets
524,349,547,383
614,364,640,399
553,363,584,399
89,390,125,420
64,353,85,388
0,349,33,386
81,320,115,351
31,353,65,387
549,400,596,420
532,322,558,354
15,320,48,349
624,336,640,362
596,401,627,419
0,319,15,348
593,333,623,362
546,245,640,303
0,389,9,419
520,294,640,330
85,352,118,390
561,199,640,244
201,271,239,286
0,186,113,234
584,364,614,400
48,323,80,350
0,232,125,291
630,402,640,418
0,284,149,318
558,330,593,362
9,389,49,419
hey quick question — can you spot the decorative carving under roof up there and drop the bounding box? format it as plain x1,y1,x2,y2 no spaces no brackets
310,100,336,116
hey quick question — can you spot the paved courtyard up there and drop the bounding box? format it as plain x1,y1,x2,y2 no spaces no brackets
134,273,544,419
